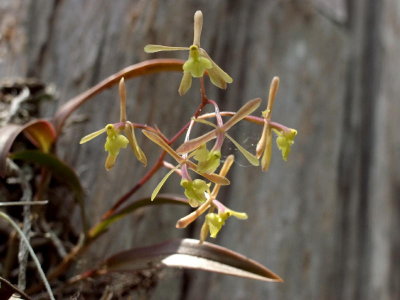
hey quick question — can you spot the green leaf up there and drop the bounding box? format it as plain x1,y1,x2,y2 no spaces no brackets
10,150,87,232
89,194,188,238
97,238,283,282
11,150,83,200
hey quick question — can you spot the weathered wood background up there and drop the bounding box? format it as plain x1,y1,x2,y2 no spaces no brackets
1,0,399,299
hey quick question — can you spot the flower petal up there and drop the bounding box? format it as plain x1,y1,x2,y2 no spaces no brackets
226,210,248,220
193,10,203,46
260,126,272,171
224,133,259,166
125,123,147,166
104,133,129,156
199,49,233,84
256,121,268,158
190,167,230,185
105,153,117,171
79,128,106,144
207,67,228,89
144,45,189,53
178,71,192,96
142,130,183,163
176,130,217,154
151,165,180,201
222,98,261,132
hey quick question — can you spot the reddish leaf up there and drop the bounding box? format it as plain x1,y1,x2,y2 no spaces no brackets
98,238,282,282
53,59,184,134
88,194,188,239
0,120,56,177
23,120,56,153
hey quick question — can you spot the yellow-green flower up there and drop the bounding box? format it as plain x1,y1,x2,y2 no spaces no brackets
144,10,233,95
274,128,297,161
104,124,129,170
180,178,210,207
256,77,297,170
192,144,221,174
204,208,248,239
79,78,147,170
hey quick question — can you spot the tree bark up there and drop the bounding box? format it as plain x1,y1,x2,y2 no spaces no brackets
0,0,398,299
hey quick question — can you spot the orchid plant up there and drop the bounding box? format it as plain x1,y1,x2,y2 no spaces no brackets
80,10,297,242
0,9,298,297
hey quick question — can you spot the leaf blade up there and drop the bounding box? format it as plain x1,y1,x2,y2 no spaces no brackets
99,238,282,282
0,120,56,177
89,194,188,238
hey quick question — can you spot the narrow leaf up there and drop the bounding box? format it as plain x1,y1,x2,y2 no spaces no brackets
225,133,259,166
11,150,87,233
10,150,84,209
53,59,184,134
88,194,188,238
98,238,283,282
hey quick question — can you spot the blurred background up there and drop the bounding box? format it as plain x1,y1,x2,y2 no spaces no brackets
0,0,399,299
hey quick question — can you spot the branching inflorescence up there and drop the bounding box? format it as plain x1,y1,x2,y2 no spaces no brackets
80,10,297,242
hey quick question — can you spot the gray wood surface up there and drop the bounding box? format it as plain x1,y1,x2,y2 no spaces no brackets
0,0,398,299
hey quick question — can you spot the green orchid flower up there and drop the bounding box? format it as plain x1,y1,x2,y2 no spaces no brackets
180,178,210,207
142,129,230,202
202,207,248,239
274,128,297,161
144,10,233,95
79,78,147,170
256,77,297,170
192,144,221,174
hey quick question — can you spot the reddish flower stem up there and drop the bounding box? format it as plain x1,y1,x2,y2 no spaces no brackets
101,78,210,219
29,76,212,295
